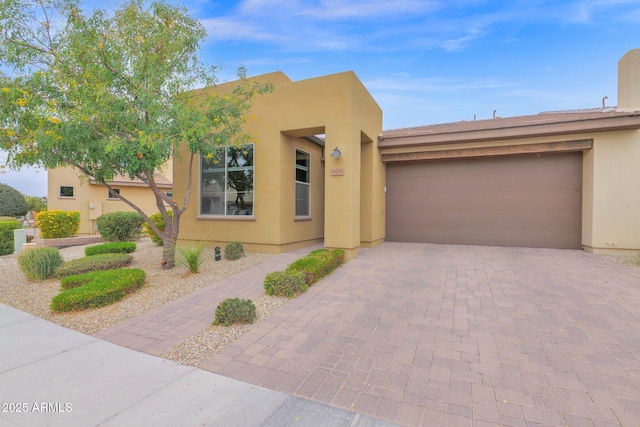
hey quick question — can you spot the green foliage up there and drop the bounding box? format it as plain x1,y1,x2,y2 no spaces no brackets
177,242,206,273
0,183,27,216
85,242,137,257
0,216,18,221
0,220,22,256
17,247,64,280
142,211,173,246
23,195,46,213
96,211,144,242
224,241,244,260
286,249,345,285
36,210,80,239
51,268,145,312
0,0,272,270
264,270,308,297
212,298,257,326
55,253,133,278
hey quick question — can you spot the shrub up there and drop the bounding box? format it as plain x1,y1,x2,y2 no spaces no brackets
36,210,80,239
0,216,18,222
0,220,22,256
24,195,46,213
177,242,206,273
17,247,64,280
264,270,308,297
286,249,345,285
55,253,133,278
142,211,172,245
96,211,144,242
0,183,28,217
212,298,257,326
85,242,137,257
51,268,145,312
224,241,244,260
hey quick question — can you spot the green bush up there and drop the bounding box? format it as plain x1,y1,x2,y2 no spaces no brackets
224,241,244,260
177,242,206,273
51,268,145,312
96,211,144,242
212,298,257,326
0,216,18,222
0,220,22,256
55,253,133,278
85,242,137,257
264,270,308,297
24,195,46,213
17,247,64,280
142,211,172,245
36,210,80,238
0,183,28,217
286,249,345,285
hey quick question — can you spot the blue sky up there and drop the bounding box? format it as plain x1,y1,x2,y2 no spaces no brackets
2,0,640,195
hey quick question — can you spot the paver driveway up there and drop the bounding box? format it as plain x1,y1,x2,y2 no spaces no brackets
196,242,640,426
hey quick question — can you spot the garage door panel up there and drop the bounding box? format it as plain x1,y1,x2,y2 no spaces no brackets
386,152,582,249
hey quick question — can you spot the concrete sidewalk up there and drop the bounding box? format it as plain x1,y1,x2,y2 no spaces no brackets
0,304,397,427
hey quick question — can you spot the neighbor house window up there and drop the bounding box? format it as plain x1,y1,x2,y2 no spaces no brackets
107,188,121,199
295,149,310,217
200,144,254,216
59,186,74,198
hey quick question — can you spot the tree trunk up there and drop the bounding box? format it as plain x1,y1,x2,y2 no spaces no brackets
160,212,181,270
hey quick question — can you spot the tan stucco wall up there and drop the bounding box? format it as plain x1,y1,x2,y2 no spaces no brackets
380,129,640,253
48,166,171,235
174,71,384,255
618,48,640,112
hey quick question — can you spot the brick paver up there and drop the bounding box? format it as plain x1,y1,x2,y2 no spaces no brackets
96,242,640,426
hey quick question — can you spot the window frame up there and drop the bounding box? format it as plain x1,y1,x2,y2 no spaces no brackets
59,186,74,198
199,143,255,217
294,148,311,218
107,188,121,200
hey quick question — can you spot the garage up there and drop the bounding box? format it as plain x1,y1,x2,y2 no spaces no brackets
385,152,583,249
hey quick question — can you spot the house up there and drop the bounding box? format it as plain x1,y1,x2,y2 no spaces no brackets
47,160,172,235
379,48,640,254
173,71,385,259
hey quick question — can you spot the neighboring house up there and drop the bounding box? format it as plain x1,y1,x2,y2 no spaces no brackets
47,160,172,235
379,48,640,254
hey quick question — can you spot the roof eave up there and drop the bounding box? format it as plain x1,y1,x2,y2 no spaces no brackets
379,115,640,149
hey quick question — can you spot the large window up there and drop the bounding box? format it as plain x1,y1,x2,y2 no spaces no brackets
200,144,254,216
295,149,310,217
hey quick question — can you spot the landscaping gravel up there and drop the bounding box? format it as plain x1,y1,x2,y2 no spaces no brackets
0,238,275,335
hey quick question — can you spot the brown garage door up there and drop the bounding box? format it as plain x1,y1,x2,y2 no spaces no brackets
386,152,582,249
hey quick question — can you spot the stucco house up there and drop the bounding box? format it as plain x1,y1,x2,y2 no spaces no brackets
47,161,172,235
49,48,640,255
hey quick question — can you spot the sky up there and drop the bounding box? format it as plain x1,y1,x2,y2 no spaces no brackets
2,0,640,196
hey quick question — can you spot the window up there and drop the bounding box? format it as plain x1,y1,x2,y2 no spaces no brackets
200,144,254,216
295,149,310,217
59,186,74,198
107,188,121,199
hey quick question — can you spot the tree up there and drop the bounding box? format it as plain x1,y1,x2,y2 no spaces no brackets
0,0,272,269
0,183,28,216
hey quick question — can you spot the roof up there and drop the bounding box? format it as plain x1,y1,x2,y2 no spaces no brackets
380,108,640,148
90,172,172,189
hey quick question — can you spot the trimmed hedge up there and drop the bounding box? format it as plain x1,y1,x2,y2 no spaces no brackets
17,246,64,280
0,183,27,216
286,249,345,285
85,242,137,257
0,219,22,256
212,298,257,326
264,270,307,297
96,211,144,242
55,253,133,278
37,210,80,238
51,268,145,312
224,241,244,260
142,211,172,245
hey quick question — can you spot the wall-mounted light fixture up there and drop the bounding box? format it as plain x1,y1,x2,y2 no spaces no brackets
330,147,341,158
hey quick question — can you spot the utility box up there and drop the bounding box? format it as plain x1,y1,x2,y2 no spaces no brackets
13,228,27,254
